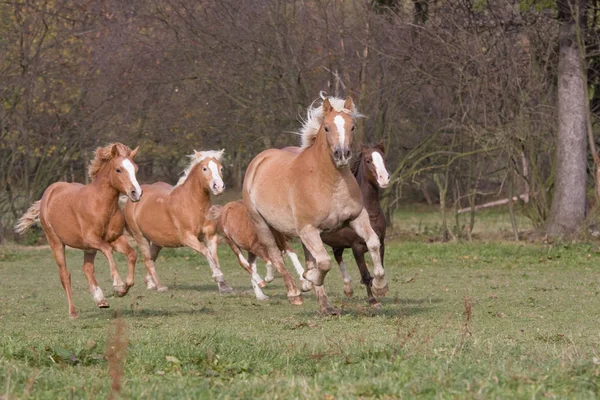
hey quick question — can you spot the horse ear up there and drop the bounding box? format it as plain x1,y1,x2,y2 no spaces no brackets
322,98,332,114
344,96,355,112
111,144,120,158
376,139,386,152
130,146,139,159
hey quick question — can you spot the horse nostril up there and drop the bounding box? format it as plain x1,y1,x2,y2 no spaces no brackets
334,150,341,159
344,150,351,159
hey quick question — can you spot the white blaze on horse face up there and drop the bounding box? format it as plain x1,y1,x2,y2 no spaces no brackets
208,160,224,195
334,115,346,147
122,159,142,198
371,151,390,188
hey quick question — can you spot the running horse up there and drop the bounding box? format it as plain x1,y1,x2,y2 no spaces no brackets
123,150,232,294
243,95,389,313
15,143,142,319
305,142,390,306
210,200,313,300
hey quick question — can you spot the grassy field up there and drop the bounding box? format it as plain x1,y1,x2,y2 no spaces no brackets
2,208,600,398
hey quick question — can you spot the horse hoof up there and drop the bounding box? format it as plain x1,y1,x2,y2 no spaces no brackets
265,276,275,283
257,280,267,288
372,281,389,297
256,294,270,301
113,285,128,297
145,280,157,290
300,280,313,292
69,312,79,320
344,284,354,298
320,307,341,316
368,298,382,308
288,294,304,306
157,286,169,292
97,300,109,308
219,282,234,294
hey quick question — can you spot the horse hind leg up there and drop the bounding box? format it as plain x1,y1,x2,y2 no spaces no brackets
184,234,231,295
82,250,109,309
110,235,137,294
48,239,79,319
203,231,233,294
334,247,353,298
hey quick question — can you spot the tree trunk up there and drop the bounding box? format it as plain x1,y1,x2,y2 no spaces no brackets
548,1,588,237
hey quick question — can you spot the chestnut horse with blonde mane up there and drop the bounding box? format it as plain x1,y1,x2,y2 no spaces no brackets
211,200,312,300
243,95,389,313
15,143,142,319
123,150,232,294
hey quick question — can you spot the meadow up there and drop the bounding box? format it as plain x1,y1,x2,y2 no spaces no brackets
2,207,600,399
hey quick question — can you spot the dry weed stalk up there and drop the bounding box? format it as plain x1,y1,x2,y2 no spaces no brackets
105,316,128,399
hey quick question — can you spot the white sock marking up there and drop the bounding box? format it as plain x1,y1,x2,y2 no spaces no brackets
93,286,105,302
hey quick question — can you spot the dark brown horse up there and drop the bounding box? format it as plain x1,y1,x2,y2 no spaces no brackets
303,142,390,306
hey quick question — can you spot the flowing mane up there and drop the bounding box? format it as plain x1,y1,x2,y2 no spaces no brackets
297,94,364,149
351,150,363,177
175,149,224,187
88,143,133,180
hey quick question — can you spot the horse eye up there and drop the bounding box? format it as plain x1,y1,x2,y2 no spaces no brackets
324,127,329,132
366,160,371,164
352,126,355,131
202,167,207,172
116,168,121,173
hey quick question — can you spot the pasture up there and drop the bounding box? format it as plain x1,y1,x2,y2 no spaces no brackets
1,208,600,398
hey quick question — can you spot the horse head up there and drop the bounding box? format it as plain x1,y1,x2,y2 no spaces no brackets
108,144,142,202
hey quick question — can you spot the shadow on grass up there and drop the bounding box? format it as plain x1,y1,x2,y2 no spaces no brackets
80,306,216,320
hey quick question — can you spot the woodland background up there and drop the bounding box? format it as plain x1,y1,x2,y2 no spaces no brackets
2,0,599,242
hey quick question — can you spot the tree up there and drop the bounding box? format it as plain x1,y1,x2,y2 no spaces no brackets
547,0,589,236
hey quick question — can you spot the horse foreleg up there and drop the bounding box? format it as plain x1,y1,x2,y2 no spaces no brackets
301,243,337,314
110,235,137,292
82,250,109,309
184,235,232,294
49,240,78,319
226,239,267,292
334,247,353,298
349,209,388,297
298,226,331,287
247,253,269,300
286,246,313,292
89,238,128,297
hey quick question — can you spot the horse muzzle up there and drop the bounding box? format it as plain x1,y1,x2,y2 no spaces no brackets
333,147,352,168
129,188,142,202
211,181,225,196
377,174,390,188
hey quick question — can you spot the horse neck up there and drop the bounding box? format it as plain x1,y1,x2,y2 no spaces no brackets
88,168,120,209
356,158,381,213
172,166,211,208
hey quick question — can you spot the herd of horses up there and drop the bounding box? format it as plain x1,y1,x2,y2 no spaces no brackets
15,95,391,318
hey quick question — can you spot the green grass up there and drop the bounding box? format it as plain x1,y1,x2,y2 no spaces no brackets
2,235,600,399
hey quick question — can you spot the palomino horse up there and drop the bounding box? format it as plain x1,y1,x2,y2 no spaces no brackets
123,150,232,294
15,143,142,319
304,142,390,306
243,95,389,313
211,200,313,300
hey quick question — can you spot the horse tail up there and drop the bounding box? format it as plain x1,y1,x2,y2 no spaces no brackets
15,200,41,234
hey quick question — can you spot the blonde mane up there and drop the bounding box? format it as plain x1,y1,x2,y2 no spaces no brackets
297,93,364,149
175,149,224,187
88,143,133,180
